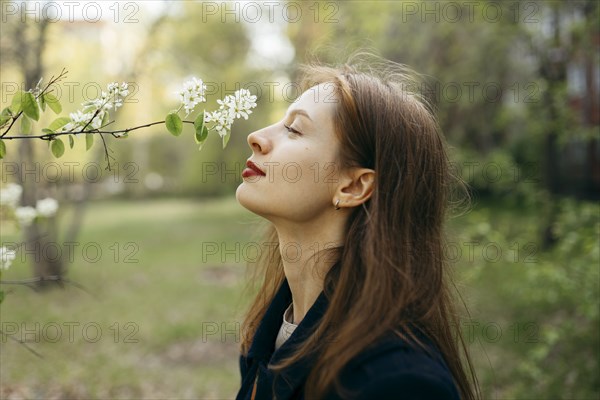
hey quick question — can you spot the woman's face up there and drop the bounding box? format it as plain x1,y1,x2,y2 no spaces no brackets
236,83,342,224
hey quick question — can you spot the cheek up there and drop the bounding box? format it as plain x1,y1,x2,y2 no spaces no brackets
284,163,318,188
270,141,340,193
276,157,339,200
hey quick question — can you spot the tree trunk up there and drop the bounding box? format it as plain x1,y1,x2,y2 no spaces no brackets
13,18,63,289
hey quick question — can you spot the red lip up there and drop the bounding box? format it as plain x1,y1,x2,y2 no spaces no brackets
244,160,266,177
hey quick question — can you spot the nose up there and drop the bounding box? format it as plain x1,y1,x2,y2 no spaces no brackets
247,127,271,154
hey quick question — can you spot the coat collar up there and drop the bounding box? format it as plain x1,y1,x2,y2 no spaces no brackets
246,276,293,361
246,272,334,399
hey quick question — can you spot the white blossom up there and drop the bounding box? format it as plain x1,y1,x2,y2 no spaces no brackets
206,89,257,138
36,197,59,217
178,77,207,117
61,81,128,132
0,246,16,271
62,110,103,132
120,82,129,96
0,183,23,208
205,109,235,138
15,206,37,227
218,89,257,120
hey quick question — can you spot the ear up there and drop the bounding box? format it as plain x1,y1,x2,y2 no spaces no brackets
333,167,375,209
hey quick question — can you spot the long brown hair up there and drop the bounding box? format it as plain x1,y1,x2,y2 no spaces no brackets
239,53,480,400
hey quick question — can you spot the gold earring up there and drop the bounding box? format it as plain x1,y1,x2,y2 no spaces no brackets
334,199,340,210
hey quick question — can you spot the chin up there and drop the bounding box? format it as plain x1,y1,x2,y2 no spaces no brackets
235,184,246,206
237,187,283,224
236,185,263,213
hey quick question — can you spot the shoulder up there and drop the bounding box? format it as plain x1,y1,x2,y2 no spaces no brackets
326,334,461,400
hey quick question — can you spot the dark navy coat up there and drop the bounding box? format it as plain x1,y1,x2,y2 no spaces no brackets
236,277,461,400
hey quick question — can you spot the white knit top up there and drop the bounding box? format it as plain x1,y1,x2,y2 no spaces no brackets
275,302,298,351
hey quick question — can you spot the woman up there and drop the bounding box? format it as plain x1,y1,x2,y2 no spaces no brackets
235,55,480,400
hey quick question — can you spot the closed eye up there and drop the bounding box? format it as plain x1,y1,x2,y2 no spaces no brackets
284,124,302,135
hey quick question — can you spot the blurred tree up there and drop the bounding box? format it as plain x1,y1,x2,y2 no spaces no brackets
0,2,179,285
553,1,598,193
0,12,61,287
521,0,599,246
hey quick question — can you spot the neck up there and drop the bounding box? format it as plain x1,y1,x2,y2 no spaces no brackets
274,218,344,325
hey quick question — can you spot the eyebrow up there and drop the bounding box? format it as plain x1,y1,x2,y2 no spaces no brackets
289,109,313,122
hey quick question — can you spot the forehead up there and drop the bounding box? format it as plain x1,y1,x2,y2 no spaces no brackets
290,83,338,116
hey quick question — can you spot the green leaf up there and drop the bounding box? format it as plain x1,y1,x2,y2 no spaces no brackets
85,133,94,151
195,125,208,145
0,107,12,119
48,117,71,132
51,138,65,158
0,139,6,159
22,92,40,121
11,91,25,113
40,94,46,111
0,290,4,304
194,112,205,131
69,135,75,148
0,109,11,128
10,90,25,114
195,125,209,144
43,93,62,114
222,130,231,149
20,115,31,134
194,112,209,147
41,128,55,135
165,112,183,136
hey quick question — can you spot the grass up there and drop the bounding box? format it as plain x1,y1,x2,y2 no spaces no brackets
1,196,598,399
1,197,262,399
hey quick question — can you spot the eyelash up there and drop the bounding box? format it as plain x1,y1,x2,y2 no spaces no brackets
284,124,302,136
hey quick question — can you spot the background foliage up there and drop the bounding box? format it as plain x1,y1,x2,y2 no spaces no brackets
0,1,598,399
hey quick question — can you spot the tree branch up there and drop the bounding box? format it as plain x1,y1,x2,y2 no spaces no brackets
1,120,196,140
0,68,68,138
